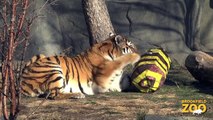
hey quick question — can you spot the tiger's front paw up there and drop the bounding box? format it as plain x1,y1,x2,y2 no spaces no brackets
130,53,140,64
70,92,86,99
53,92,86,100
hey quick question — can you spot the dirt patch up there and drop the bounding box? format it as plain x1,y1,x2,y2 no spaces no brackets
17,90,212,120
18,93,149,120
1,66,213,120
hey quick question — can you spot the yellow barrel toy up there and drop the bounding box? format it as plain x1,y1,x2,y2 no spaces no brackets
131,48,171,93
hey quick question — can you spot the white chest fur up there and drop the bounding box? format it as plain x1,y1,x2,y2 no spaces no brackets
107,70,123,92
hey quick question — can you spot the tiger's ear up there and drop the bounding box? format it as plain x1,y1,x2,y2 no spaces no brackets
115,35,124,45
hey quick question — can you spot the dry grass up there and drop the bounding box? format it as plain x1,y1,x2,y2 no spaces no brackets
1,63,213,120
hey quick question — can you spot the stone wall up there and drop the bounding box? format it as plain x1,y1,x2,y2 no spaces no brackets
19,0,213,66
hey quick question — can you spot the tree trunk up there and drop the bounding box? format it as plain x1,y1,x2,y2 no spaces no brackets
82,0,115,45
0,0,30,119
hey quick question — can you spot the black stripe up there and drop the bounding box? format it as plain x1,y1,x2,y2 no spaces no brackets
65,58,70,85
32,88,40,95
77,56,85,70
54,56,60,64
36,55,41,61
93,67,105,77
33,64,61,68
108,50,114,60
43,72,61,83
48,76,63,86
22,71,58,81
34,62,41,66
111,44,116,57
82,56,90,70
69,59,75,79
72,59,78,76
21,81,34,89
27,68,62,74
78,78,85,94
84,51,94,67
75,56,84,74
149,48,170,62
139,58,167,72
39,82,45,92
21,81,40,95
49,86,64,92
65,70,69,85
21,86,31,96
64,57,70,84
79,56,91,72
72,58,79,78
142,53,169,69
30,59,33,64
80,54,92,72
72,57,85,94
75,56,82,68
150,48,169,58
43,62,58,65
131,64,151,80
47,57,51,61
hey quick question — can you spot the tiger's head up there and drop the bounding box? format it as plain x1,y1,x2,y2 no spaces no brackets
93,34,138,61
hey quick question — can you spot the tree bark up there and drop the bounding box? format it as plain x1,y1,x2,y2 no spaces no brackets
8,0,17,117
0,0,30,119
82,0,115,45
185,51,213,84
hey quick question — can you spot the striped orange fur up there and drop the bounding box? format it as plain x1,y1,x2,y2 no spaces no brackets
20,34,140,99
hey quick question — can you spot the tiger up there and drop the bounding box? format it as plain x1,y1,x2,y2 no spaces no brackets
20,34,140,99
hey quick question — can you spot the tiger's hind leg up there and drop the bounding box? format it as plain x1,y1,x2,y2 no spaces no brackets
45,75,85,99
